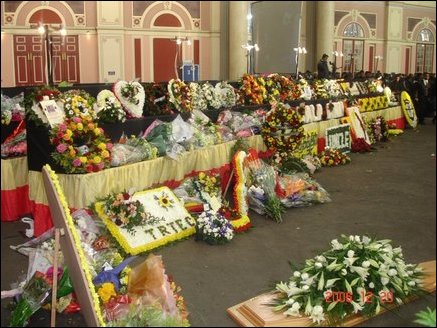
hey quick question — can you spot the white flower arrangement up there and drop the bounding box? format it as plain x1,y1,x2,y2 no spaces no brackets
190,82,207,111
195,210,234,245
215,81,237,108
113,80,145,118
95,90,126,123
324,80,342,98
272,235,424,325
202,82,221,110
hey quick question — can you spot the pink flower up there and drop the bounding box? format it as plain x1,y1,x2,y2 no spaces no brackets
106,143,113,150
56,143,68,153
73,117,81,123
72,158,82,167
58,123,67,132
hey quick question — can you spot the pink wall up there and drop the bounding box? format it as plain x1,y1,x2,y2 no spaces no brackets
199,37,211,80
1,34,15,86
142,36,151,82
124,34,134,81
78,34,98,83
85,1,97,27
200,2,211,30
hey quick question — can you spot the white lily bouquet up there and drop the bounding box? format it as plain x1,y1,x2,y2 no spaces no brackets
272,235,424,325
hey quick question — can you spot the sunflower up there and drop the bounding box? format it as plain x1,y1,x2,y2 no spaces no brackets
154,193,175,210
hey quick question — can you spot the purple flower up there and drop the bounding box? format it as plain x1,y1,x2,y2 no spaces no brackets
56,143,67,153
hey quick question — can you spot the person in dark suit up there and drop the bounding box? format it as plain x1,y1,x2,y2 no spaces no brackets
317,54,331,79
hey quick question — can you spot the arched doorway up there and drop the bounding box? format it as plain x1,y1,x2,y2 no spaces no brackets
415,28,435,73
13,8,79,86
342,22,365,74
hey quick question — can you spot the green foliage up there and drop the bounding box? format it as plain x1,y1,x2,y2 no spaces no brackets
414,308,436,327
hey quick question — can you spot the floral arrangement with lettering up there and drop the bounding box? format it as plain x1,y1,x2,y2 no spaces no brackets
101,191,162,235
318,147,351,167
261,102,304,156
271,235,424,325
240,74,267,105
114,80,145,118
168,79,192,113
195,210,234,245
50,114,113,173
95,90,126,123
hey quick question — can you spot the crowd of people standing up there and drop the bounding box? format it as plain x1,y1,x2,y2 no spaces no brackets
315,54,436,125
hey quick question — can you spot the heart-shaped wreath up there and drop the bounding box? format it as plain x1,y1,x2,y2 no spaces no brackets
113,80,145,118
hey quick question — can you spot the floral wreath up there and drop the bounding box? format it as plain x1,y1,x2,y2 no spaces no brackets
400,91,417,128
59,90,95,119
50,114,113,173
113,80,145,118
95,90,126,123
261,102,304,157
168,79,193,113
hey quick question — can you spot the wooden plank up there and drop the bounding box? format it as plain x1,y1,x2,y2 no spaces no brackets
227,260,436,327
42,167,100,327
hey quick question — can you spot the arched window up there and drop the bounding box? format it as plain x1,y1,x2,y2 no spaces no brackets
343,23,364,38
416,28,435,73
342,23,365,73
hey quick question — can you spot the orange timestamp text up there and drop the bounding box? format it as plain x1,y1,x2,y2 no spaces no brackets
324,290,394,303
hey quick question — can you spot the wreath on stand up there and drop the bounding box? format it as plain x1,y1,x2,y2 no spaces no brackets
261,102,304,164
50,114,113,173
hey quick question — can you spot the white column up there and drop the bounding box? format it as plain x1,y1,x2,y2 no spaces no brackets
228,1,248,80
316,1,334,62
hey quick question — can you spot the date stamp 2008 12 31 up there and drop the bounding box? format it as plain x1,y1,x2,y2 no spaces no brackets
324,290,394,304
